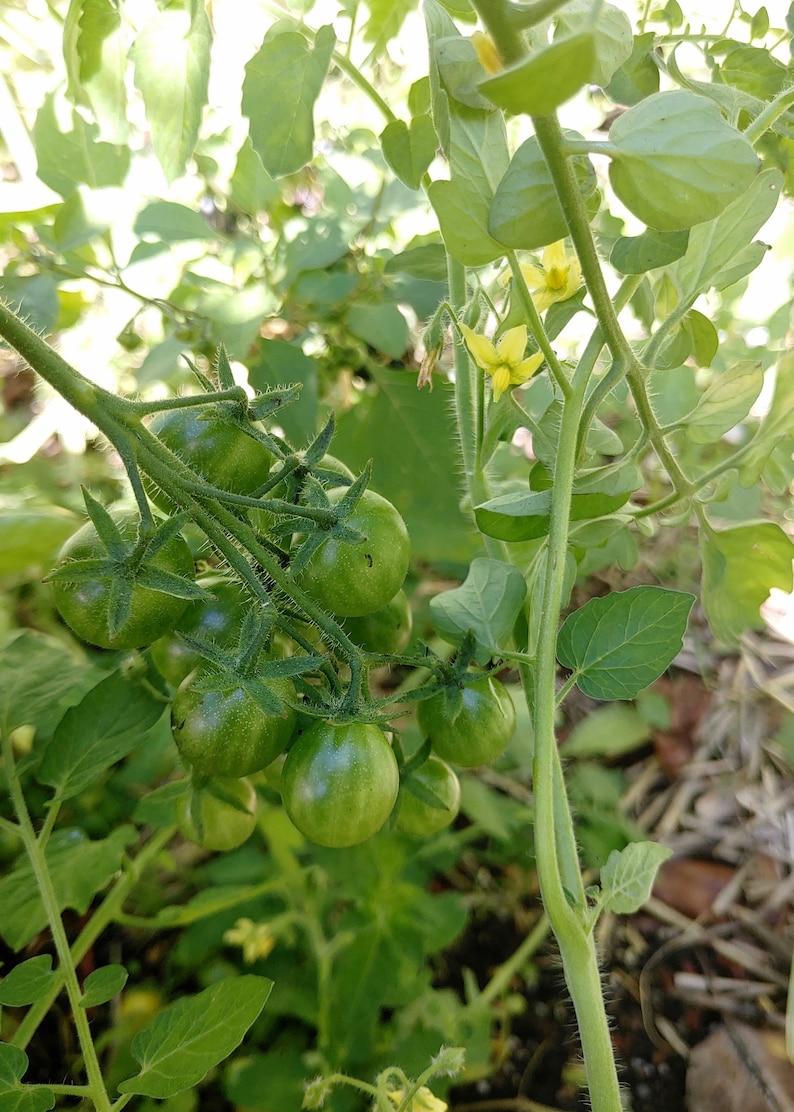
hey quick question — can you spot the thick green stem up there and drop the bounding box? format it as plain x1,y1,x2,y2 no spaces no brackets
13,826,175,1051
3,735,113,1111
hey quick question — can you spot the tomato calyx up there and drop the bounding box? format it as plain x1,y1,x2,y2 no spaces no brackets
48,490,206,643
180,611,323,720
285,466,373,577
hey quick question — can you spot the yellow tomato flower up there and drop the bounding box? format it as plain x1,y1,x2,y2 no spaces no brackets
471,31,502,75
223,918,276,963
458,323,545,402
520,241,583,312
386,1086,447,1112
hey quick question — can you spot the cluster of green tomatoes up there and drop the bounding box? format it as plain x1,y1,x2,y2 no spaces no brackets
49,401,516,851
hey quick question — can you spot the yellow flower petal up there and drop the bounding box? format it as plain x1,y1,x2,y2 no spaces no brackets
542,240,567,272
458,323,499,371
511,351,545,385
386,1087,448,1112
490,365,512,401
495,325,528,365
562,255,583,300
518,263,546,290
471,30,502,75
532,288,557,313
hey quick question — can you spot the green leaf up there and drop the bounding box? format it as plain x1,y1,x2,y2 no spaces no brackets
435,35,495,110
475,490,552,542
37,671,164,800
385,236,448,280
600,841,672,914
720,43,788,100
0,632,101,743
33,92,129,197
607,90,760,231
428,106,509,266
479,34,596,116
561,704,651,759
684,360,763,443
363,0,419,52
380,115,437,190
668,168,782,302
345,303,409,359
429,557,527,660
229,136,281,215
740,352,794,485
332,367,478,564
0,957,56,1007
0,507,78,577
0,1045,54,1112
682,309,718,368
134,201,215,243
489,133,597,251
555,2,633,87
72,0,128,144
610,229,690,274
604,31,660,105
224,1050,308,1111
428,177,503,265
78,965,128,1008
130,0,211,183
247,339,318,445
242,26,335,178
700,522,794,644
557,586,695,700
118,976,273,1098
0,827,136,949
475,466,636,543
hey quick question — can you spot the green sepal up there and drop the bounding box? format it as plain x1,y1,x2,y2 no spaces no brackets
81,489,127,557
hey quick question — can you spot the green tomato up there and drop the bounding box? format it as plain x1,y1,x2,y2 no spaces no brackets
395,756,461,836
52,515,194,650
146,405,272,512
150,576,246,686
281,721,399,847
172,675,297,778
342,589,412,655
417,676,516,767
177,777,258,851
297,488,410,617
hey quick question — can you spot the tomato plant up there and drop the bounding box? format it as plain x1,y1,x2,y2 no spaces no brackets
150,576,247,686
146,405,272,511
171,675,297,777
281,721,399,847
297,488,411,617
176,776,258,852
342,589,413,655
417,676,516,767
395,755,461,836
51,515,195,650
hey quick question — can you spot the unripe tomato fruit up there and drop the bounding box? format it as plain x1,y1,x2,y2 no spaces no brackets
52,515,194,650
146,405,272,512
281,721,399,847
342,589,412,655
297,488,410,617
417,676,516,767
177,776,258,851
395,756,461,836
150,576,246,687
172,676,297,778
